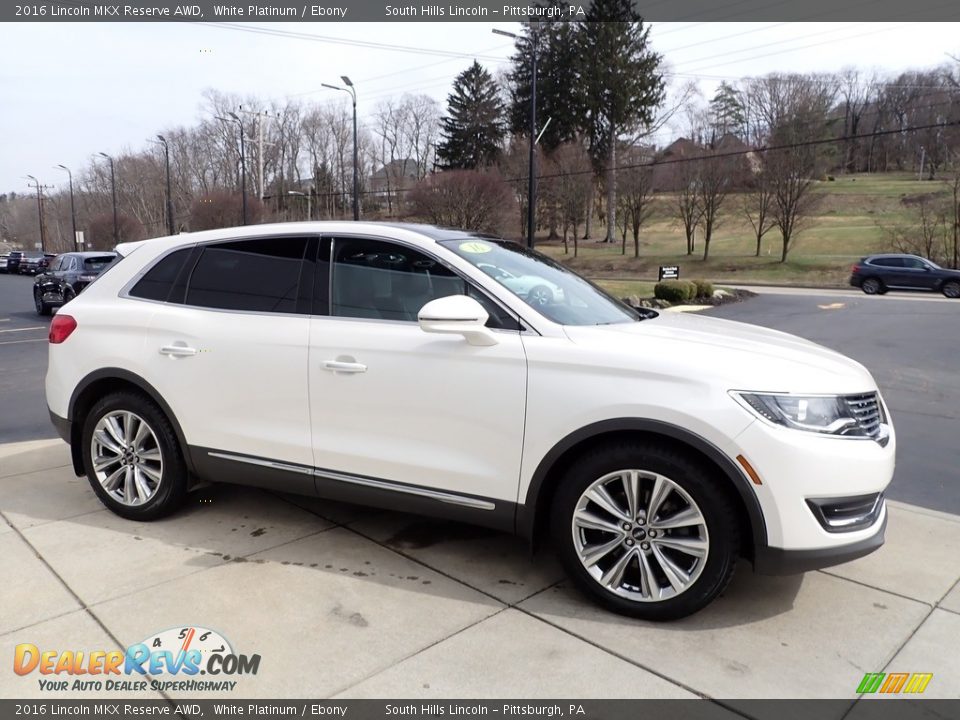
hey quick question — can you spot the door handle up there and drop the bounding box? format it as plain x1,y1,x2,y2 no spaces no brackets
159,345,199,358
322,360,367,374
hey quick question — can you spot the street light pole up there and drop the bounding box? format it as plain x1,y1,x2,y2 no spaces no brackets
322,77,360,220
97,152,119,246
216,113,248,225
493,26,537,248
25,175,49,252
156,135,175,235
55,165,78,251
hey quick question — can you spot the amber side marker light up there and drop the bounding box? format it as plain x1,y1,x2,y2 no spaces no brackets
737,454,763,485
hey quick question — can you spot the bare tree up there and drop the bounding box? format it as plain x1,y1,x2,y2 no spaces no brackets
618,152,656,258
742,170,776,257
409,169,514,233
697,151,734,260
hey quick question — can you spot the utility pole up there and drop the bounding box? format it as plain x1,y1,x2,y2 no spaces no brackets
98,152,119,245
156,135,175,235
25,175,53,252
216,113,247,224
238,107,274,201
494,26,538,248
55,165,78,251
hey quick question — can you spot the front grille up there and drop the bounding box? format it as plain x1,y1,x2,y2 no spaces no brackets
807,493,885,533
844,392,883,439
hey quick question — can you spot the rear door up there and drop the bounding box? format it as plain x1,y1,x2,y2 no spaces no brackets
138,235,317,481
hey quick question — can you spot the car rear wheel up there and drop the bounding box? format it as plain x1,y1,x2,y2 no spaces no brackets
861,277,884,295
34,289,51,316
943,281,960,299
551,441,738,621
81,392,188,521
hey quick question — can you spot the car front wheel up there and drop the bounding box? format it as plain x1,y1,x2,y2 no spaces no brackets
943,281,960,299
34,289,51,316
81,392,188,521
528,285,554,306
551,441,739,621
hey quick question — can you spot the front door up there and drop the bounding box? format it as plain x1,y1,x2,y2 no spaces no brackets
308,235,528,511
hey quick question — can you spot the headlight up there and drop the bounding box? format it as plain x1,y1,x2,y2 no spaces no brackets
734,392,885,438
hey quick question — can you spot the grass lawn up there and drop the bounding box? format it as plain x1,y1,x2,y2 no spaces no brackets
539,172,952,287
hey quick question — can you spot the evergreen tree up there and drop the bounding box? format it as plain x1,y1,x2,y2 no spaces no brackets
578,0,665,241
709,81,746,142
436,61,505,170
506,21,583,153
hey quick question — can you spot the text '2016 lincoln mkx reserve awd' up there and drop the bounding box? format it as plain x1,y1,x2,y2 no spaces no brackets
45,222,894,620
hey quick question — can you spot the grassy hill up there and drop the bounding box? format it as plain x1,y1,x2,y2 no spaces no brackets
539,172,951,287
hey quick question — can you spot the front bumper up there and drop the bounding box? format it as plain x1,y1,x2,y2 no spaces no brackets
754,507,886,574
734,414,894,572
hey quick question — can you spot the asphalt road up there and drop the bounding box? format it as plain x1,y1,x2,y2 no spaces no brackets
0,273,53,443
1,271,957,512
708,289,959,514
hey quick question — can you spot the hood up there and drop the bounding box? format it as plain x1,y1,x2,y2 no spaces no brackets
563,311,878,395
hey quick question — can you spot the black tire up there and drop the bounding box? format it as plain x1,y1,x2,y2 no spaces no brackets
81,391,188,521
551,441,739,621
861,277,884,295
34,289,51,316
943,281,960,299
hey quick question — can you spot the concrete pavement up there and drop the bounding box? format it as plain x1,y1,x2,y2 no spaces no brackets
1,438,958,704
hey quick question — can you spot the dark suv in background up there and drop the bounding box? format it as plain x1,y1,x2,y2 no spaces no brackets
5,250,24,274
33,251,117,315
850,254,960,298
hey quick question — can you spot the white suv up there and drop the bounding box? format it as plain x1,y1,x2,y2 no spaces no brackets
46,223,894,620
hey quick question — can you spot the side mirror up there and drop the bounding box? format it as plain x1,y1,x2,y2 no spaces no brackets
418,295,498,347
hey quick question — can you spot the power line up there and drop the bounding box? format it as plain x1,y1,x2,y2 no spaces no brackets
198,22,506,62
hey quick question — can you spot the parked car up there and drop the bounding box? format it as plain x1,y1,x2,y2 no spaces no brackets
477,262,565,306
6,250,23,274
0,253,8,273
19,251,55,275
33,251,118,316
850,253,960,298
45,223,894,620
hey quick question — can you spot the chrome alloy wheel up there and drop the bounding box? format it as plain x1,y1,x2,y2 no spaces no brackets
90,411,163,506
571,469,710,602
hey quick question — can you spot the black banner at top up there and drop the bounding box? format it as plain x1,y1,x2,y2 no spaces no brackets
4,0,960,22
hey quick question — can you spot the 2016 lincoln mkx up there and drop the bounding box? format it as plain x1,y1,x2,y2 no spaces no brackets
45,222,894,620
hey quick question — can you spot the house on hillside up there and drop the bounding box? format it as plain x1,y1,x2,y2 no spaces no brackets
368,159,420,198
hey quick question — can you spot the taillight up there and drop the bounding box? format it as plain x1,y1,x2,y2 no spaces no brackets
49,314,77,344
851,264,861,273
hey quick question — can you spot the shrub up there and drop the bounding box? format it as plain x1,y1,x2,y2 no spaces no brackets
654,280,697,303
409,169,514,233
692,279,714,298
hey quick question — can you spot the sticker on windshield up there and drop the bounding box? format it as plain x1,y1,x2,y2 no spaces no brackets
459,241,492,254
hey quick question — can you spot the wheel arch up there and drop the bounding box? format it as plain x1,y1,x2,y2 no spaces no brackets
516,419,768,560
67,368,195,477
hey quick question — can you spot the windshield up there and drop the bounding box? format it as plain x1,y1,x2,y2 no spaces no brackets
440,238,639,326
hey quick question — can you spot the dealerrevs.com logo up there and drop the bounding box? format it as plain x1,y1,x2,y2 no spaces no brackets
13,626,260,692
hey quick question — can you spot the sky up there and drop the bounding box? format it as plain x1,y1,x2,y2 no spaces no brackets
1,21,959,193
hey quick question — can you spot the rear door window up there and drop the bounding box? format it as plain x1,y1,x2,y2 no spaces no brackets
185,237,309,314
